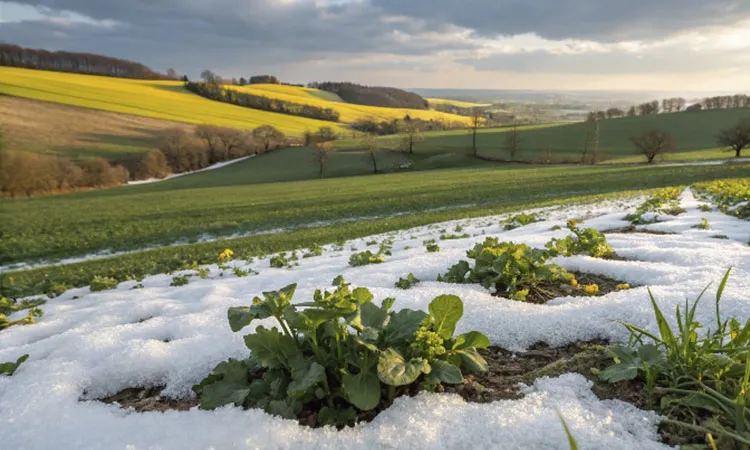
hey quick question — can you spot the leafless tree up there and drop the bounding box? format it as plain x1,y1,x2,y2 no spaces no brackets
401,119,424,154
717,118,750,158
362,134,379,174
252,125,285,152
470,107,484,156
313,142,333,178
504,125,522,161
630,129,676,164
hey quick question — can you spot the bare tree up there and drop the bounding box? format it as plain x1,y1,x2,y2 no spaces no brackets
315,126,337,142
504,125,522,161
252,125,285,152
362,134,379,174
717,118,750,158
313,142,332,178
470,107,484,156
166,68,178,80
200,70,218,84
401,119,424,154
630,130,676,164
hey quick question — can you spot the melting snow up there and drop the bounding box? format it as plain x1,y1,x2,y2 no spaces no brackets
1,190,749,449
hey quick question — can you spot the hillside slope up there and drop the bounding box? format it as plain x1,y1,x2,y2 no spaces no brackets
356,108,750,163
0,96,193,159
229,84,472,125
0,67,347,136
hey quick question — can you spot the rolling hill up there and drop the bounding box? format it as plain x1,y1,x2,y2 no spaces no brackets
227,84,472,125
0,67,348,136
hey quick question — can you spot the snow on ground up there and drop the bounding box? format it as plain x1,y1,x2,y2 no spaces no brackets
127,155,255,186
1,191,749,449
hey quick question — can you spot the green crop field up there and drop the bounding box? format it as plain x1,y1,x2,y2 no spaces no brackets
3,160,749,268
340,108,750,164
0,67,348,137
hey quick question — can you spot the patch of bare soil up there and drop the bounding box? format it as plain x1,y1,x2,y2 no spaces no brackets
604,226,676,235
99,387,198,412
495,271,631,304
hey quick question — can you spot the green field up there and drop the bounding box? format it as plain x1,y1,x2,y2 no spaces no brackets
4,160,750,268
342,108,750,164
0,67,347,137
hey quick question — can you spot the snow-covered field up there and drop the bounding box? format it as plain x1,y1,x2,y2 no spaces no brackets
1,190,749,450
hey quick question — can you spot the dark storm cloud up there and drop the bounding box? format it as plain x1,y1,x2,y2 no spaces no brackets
372,0,750,42
1,0,477,74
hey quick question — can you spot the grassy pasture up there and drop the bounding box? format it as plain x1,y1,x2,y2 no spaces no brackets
376,108,750,164
3,161,749,266
0,96,193,160
0,67,347,136
228,84,472,125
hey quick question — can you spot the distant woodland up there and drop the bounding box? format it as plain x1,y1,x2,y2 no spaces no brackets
308,82,429,110
0,44,175,80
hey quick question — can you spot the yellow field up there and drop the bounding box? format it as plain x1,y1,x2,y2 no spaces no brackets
0,67,347,136
229,84,473,125
427,98,491,108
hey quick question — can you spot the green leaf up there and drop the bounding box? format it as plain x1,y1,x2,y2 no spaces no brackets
377,349,430,386
648,288,676,349
360,302,388,329
287,360,326,398
0,354,29,376
382,309,428,346
427,360,463,385
428,295,464,340
244,326,301,369
453,331,491,350
196,359,253,410
342,369,381,411
636,344,664,364
454,348,488,373
227,304,272,332
266,398,303,419
318,406,358,427
351,288,374,304
381,297,396,312
599,362,639,383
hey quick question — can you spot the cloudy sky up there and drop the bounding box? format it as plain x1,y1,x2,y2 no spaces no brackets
1,0,750,91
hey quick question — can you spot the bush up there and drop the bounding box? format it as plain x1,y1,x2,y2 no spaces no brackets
135,149,171,180
439,238,568,301
89,276,119,292
193,279,489,427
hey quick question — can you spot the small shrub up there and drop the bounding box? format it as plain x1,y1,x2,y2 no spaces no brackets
303,244,323,258
193,279,489,427
698,204,713,212
170,275,190,287
546,220,616,258
426,243,440,253
440,233,470,240
438,238,568,301
90,276,119,292
395,273,420,290
233,267,253,278
502,213,539,230
270,253,291,268
349,251,385,267
694,218,710,230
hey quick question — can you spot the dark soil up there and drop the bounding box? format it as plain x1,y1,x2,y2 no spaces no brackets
495,271,632,304
603,226,676,236
100,386,197,412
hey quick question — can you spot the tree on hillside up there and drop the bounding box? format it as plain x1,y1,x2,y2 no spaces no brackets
136,149,170,180
200,70,218,84
717,118,750,158
239,77,247,86
630,129,676,164
504,125,522,161
313,142,332,178
253,125,285,152
606,108,624,119
166,68,178,80
470,107,484,156
627,106,636,117
315,126,337,142
362,134,379,174
401,118,424,154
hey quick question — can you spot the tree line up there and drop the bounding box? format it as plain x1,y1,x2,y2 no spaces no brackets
589,94,750,121
308,82,429,110
0,44,175,80
349,116,466,136
429,103,477,117
185,81,340,122
0,124,288,197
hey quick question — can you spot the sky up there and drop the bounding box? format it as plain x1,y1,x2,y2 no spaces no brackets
1,0,750,91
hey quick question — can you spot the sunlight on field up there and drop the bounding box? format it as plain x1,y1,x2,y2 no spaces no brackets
228,84,473,125
0,67,347,136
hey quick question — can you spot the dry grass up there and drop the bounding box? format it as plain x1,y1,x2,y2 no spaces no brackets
0,96,193,160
